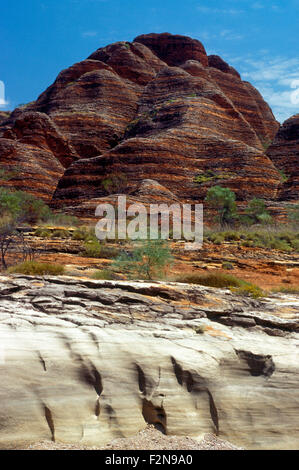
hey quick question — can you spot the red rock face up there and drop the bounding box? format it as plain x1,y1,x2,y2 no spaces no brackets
208,55,240,78
207,68,278,147
0,32,283,210
134,33,209,67
0,112,76,202
88,41,166,85
267,114,299,201
32,59,142,158
0,138,64,202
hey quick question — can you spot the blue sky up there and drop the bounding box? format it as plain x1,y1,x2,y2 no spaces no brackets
0,0,298,122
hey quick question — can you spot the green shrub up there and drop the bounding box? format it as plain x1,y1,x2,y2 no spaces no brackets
205,225,299,253
291,239,299,251
112,239,173,280
82,240,102,258
175,272,244,288
272,285,299,295
245,198,272,225
51,229,71,239
208,233,225,244
0,187,54,268
288,205,299,225
92,269,115,280
257,213,273,225
279,232,296,243
277,169,288,183
239,215,255,226
99,245,119,259
73,226,98,242
242,240,254,247
8,261,65,276
222,262,234,270
194,171,236,185
101,173,127,195
34,228,52,238
72,229,89,241
260,138,272,151
223,231,240,241
45,213,80,227
269,239,292,252
176,272,264,298
231,284,265,299
205,186,238,226
0,188,51,223
194,174,214,184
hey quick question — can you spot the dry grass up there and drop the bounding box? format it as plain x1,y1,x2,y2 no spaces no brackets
175,272,265,298
8,261,65,276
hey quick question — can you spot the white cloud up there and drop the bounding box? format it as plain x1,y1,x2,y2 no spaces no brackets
241,57,299,83
271,4,283,11
194,29,244,43
251,2,264,9
197,6,244,15
81,31,98,38
233,55,299,122
220,29,244,40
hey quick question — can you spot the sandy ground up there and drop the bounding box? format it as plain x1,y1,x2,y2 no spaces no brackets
19,426,242,451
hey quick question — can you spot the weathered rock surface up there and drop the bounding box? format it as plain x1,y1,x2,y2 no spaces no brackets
0,112,10,125
0,275,298,449
134,33,209,67
0,33,282,209
0,139,65,202
267,114,299,201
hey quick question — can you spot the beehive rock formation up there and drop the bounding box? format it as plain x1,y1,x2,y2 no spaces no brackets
0,112,78,202
0,33,282,209
267,114,299,201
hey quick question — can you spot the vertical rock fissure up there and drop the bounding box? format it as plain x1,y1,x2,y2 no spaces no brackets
44,405,55,442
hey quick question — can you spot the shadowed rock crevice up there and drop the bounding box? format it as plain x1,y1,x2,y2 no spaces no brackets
142,398,167,434
136,364,147,395
95,398,101,418
79,360,103,396
236,350,275,377
171,356,219,434
103,404,123,436
207,390,219,436
44,405,55,442
37,351,47,372
171,356,184,386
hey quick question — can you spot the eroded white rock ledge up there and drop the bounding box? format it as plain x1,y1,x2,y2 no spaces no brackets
0,275,298,450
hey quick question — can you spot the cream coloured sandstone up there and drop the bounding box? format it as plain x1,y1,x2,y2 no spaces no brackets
0,276,298,450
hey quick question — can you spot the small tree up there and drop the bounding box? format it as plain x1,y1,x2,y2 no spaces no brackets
112,239,173,280
0,187,51,268
205,186,238,226
15,191,52,224
0,215,18,269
